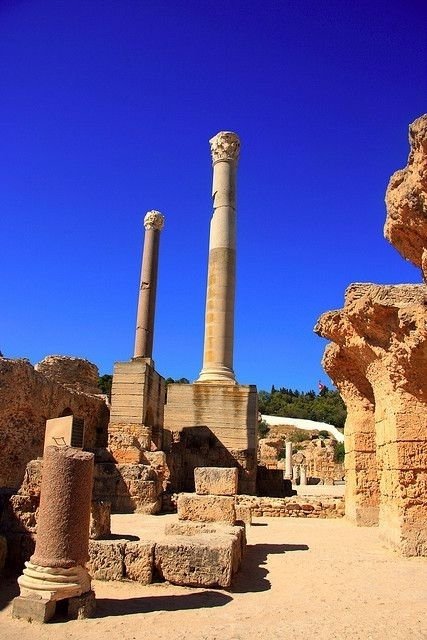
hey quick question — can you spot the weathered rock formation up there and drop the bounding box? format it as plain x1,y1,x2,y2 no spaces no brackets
0,357,109,489
315,114,427,556
35,355,101,395
384,114,427,280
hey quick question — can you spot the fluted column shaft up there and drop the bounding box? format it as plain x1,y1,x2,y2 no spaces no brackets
198,132,240,383
133,210,165,360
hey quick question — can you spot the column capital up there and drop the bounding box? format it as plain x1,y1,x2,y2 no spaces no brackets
209,131,240,164
144,210,165,231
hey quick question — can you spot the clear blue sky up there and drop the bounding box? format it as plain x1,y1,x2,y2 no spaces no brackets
1,0,426,391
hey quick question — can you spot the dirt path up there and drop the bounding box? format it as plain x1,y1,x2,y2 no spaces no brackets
1,516,426,639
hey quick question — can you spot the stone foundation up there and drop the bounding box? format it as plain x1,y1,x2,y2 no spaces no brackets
108,359,166,458
164,382,258,494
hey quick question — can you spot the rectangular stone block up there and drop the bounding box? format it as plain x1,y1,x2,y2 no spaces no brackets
12,596,56,623
154,533,241,588
123,541,154,584
177,493,236,525
194,467,238,496
88,540,125,580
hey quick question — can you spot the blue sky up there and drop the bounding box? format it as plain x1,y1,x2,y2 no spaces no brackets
1,0,426,391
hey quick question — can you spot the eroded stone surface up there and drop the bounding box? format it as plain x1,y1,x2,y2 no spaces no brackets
0,358,108,489
194,467,238,496
315,114,427,556
384,114,427,279
177,493,236,525
123,541,154,584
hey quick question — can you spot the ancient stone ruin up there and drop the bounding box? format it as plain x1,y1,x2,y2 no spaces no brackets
315,114,427,556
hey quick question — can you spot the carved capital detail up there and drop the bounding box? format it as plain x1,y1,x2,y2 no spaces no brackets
144,210,165,231
209,131,240,164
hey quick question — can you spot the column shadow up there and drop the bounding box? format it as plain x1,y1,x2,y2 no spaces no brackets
93,590,232,618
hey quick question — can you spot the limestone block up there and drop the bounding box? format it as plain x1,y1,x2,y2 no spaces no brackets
194,467,238,496
235,504,252,525
90,500,111,540
177,493,236,525
2,495,39,533
67,590,96,619
154,534,240,588
123,541,154,584
12,596,56,623
87,540,125,580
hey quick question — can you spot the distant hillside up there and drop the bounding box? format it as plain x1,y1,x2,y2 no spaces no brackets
258,386,346,429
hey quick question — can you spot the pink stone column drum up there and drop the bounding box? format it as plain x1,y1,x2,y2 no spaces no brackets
133,210,165,361
16,446,94,606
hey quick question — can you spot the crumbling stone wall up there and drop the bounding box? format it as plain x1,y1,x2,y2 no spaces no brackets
35,355,101,395
315,114,427,556
0,357,109,489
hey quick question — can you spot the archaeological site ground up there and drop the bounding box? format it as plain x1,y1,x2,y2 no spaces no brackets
0,117,426,639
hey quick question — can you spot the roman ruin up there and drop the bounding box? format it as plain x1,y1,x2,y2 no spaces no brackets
0,117,426,633
315,114,427,556
164,132,258,495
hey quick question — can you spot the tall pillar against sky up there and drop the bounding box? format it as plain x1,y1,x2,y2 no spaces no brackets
197,131,240,384
133,210,165,362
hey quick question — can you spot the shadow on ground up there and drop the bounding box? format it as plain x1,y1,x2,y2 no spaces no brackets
231,542,309,593
94,590,232,617
0,577,19,611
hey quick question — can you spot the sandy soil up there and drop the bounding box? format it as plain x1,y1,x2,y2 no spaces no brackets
1,515,426,640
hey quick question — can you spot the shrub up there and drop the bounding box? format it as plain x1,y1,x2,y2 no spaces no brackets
334,441,345,463
258,420,270,438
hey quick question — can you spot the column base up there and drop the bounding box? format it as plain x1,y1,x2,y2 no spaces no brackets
17,561,91,601
196,366,236,384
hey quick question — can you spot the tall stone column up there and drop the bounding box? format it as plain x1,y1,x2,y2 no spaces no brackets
197,131,240,383
133,210,165,362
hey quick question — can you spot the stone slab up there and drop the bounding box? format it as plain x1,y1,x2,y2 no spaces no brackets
194,467,238,496
154,534,239,588
123,541,154,584
177,493,236,525
12,596,56,623
88,539,125,580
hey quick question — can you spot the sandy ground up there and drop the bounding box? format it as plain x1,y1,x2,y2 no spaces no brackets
1,514,426,640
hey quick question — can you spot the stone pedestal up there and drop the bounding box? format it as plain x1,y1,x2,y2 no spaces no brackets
108,359,166,459
13,446,95,623
164,382,257,494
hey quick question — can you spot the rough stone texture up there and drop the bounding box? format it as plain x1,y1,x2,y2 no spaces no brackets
384,114,427,279
194,467,238,496
67,590,96,619
236,495,345,519
177,493,236,525
315,114,427,557
164,382,258,495
31,446,94,568
93,462,163,514
123,541,154,584
87,539,125,580
155,530,243,588
0,357,109,490
90,500,111,540
35,355,101,395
